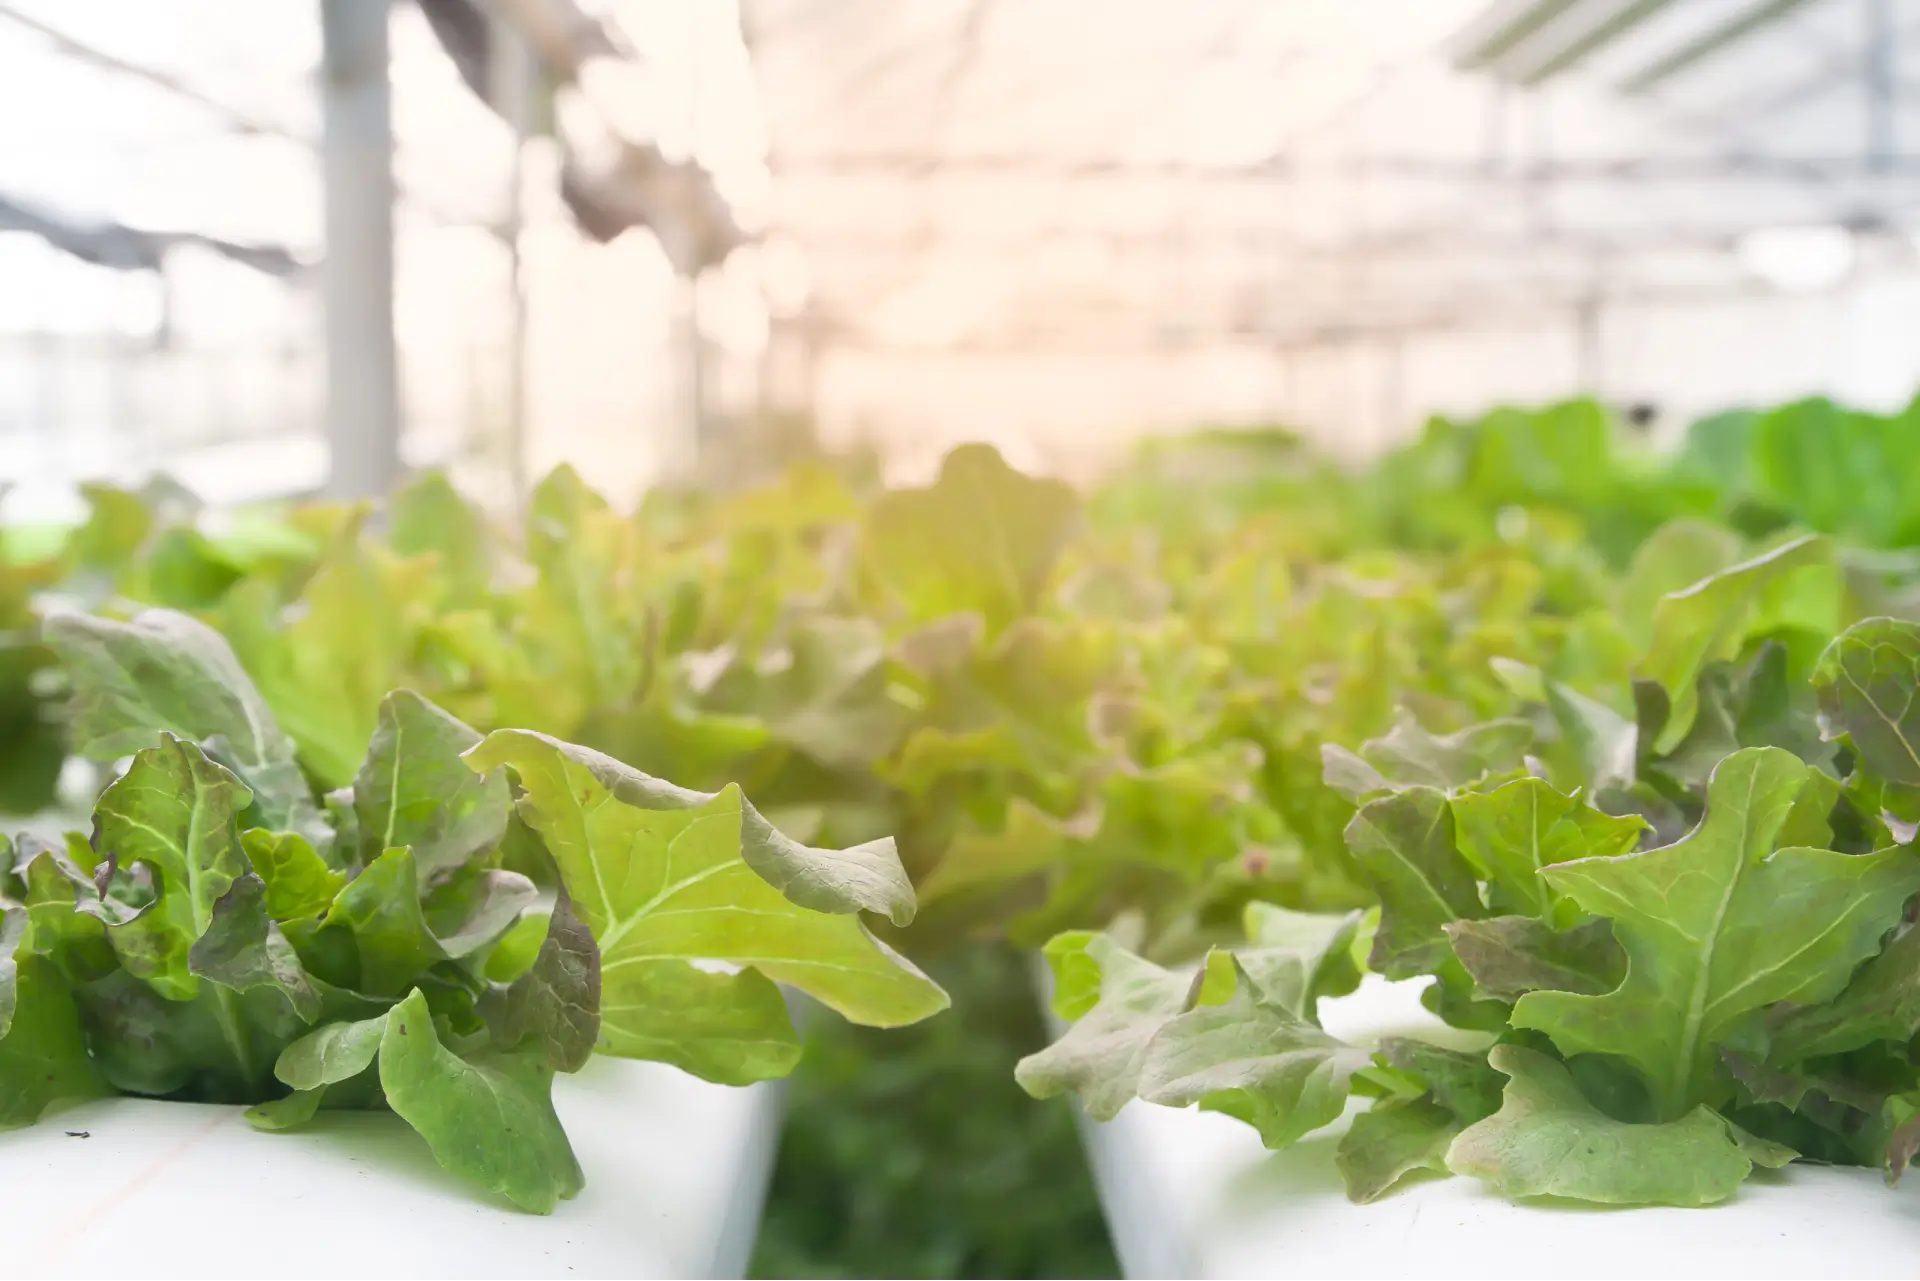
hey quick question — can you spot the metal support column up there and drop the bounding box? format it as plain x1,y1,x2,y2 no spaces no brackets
677,277,707,475
320,0,400,499
1575,292,1604,394
490,6,536,516
1867,0,1896,171
681,0,707,472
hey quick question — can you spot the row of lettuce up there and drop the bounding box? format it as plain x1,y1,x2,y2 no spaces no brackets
6,608,944,1211
2,391,1919,1211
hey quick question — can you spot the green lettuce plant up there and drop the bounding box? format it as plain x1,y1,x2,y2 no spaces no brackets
0,608,943,1211
1020,542,1920,1207
15,393,1920,1245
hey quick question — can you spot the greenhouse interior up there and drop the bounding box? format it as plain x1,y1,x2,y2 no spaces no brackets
4,0,1920,1277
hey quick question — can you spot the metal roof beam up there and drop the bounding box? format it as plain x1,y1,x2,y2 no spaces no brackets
807,273,1816,353
0,2,300,142
1454,0,1586,70
1620,0,1820,92
772,151,1920,181
1513,0,1683,86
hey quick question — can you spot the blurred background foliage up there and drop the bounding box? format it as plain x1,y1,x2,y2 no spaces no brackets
750,943,1118,1280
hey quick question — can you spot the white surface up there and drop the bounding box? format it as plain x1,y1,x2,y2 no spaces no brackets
1076,975,1920,1280
0,1055,784,1280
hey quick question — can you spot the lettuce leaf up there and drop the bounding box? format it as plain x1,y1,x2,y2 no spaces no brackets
465,730,946,1083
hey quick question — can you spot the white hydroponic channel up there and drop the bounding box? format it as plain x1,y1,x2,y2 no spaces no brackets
1076,976,1916,1281
1,1058,783,1280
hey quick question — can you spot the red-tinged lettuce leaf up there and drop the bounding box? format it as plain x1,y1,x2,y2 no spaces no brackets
1886,1099,1920,1184
43,609,329,850
1337,1031,1509,1202
1513,747,1920,1119
78,965,311,1101
1651,644,1834,798
378,988,583,1214
1447,1045,1795,1206
1719,1048,1886,1140
856,443,1079,635
12,837,119,986
1322,714,1533,802
1234,902,1363,1021
478,888,600,1073
465,731,946,1083
188,874,323,1022
1019,911,1364,1128
1343,788,1484,979
1137,955,1369,1149
1337,1098,1458,1203
92,734,254,999
1014,933,1195,1119
1371,1039,1505,1124
1420,959,1514,1034
1443,916,1625,1002
351,691,510,882
422,867,540,960
1770,923,1920,1062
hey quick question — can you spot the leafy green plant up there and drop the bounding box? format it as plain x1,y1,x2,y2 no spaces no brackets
1,608,943,1211
1021,543,1920,1207
15,391,1920,1246
0,549,64,816
752,942,1118,1280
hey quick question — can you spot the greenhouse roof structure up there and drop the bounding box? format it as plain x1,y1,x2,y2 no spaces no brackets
4,0,1920,502
745,0,1920,350
6,0,1916,352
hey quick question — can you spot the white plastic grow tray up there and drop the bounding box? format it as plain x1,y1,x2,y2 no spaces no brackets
0,1056,784,1280
1072,975,1919,1281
